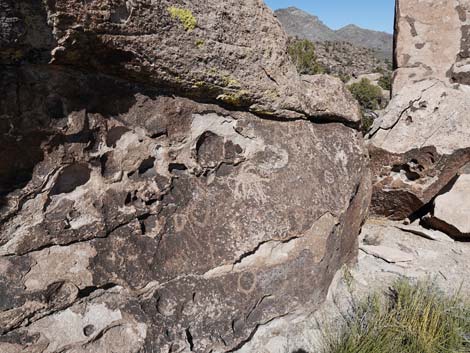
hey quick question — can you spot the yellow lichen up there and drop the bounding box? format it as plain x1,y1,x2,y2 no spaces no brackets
249,106,275,116
263,89,280,100
193,81,205,88
167,6,197,32
223,76,241,88
216,90,250,106
195,39,205,48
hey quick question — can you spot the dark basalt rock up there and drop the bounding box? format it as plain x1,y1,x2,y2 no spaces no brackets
0,1,370,352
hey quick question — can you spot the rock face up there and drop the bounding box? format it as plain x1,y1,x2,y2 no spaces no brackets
393,0,470,91
0,1,370,352
36,0,360,123
369,0,470,220
423,174,470,239
234,219,470,353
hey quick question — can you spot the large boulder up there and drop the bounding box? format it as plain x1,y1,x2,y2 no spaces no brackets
0,1,370,352
393,0,469,92
369,0,470,219
26,0,359,122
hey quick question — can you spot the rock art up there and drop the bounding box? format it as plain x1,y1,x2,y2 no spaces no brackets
233,220,470,353
0,0,370,351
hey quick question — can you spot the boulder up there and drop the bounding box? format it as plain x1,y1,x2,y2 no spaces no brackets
0,1,370,352
393,0,467,92
423,174,470,239
369,0,470,219
31,0,359,123
369,80,470,219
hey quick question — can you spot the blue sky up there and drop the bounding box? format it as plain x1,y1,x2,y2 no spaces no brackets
265,0,395,33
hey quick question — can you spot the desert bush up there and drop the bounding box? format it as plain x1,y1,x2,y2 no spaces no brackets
378,73,392,91
288,39,325,75
323,280,470,353
347,78,383,110
337,73,351,84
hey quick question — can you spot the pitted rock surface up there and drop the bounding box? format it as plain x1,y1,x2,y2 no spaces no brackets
369,0,470,219
0,1,370,352
393,0,470,91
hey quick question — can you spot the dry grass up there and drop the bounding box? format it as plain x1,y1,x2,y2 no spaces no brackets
324,280,470,353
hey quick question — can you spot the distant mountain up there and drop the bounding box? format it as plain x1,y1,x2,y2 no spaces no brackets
336,24,392,60
274,7,393,59
274,7,340,42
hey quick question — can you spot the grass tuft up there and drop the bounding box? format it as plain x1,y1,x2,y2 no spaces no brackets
324,280,470,353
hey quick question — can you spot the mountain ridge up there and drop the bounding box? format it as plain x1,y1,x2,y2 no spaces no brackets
274,7,393,59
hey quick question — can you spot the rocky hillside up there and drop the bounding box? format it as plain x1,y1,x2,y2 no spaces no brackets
336,24,393,60
274,6,339,42
315,41,392,78
275,7,393,60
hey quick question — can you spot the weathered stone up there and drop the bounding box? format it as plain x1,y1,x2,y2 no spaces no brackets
34,0,360,123
369,0,470,219
0,78,370,350
359,244,414,263
0,1,370,351
396,224,455,243
368,81,470,219
233,219,470,353
422,174,470,239
393,0,470,91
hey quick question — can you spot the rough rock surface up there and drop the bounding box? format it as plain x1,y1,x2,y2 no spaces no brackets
20,0,360,123
423,174,470,239
0,1,370,352
393,0,469,91
237,219,470,353
396,223,455,243
369,0,470,219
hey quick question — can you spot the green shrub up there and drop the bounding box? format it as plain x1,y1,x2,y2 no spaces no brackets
373,66,385,74
347,78,383,110
323,280,470,353
337,73,351,84
378,73,392,91
287,39,325,75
